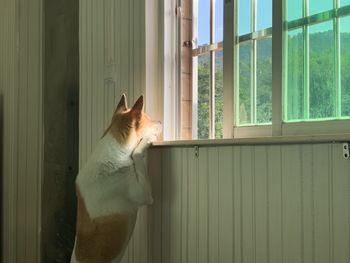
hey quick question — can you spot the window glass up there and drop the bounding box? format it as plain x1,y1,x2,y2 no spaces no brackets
341,0,350,7
257,0,272,31
341,16,350,116
198,0,210,46
309,21,335,119
215,0,224,42
238,42,252,125
256,37,272,123
215,51,223,138
309,0,333,16
197,54,210,138
285,28,305,121
287,0,303,21
239,0,251,35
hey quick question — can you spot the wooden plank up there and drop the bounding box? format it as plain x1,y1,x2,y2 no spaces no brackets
208,147,219,263
332,143,350,263
218,146,234,263
254,146,268,263
267,145,283,263
168,147,183,263
188,146,198,263
300,144,314,263
282,145,302,263
241,146,254,263
147,148,162,263
198,147,209,263
181,148,189,262
161,148,171,263
233,146,242,263
312,144,331,263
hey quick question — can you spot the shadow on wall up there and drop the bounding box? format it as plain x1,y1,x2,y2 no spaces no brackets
41,0,79,261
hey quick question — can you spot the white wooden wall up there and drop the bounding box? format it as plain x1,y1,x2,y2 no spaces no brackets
0,0,43,262
79,0,147,166
145,143,350,263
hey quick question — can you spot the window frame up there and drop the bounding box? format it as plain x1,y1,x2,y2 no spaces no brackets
226,0,350,138
163,0,350,141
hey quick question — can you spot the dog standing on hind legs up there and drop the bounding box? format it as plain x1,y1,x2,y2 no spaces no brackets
70,94,162,263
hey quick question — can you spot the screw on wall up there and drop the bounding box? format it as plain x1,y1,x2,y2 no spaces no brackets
343,143,349,160
194,146,199,158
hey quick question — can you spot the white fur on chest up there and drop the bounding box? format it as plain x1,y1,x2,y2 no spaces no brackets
76,134,151,219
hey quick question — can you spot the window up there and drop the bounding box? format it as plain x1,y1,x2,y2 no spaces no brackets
285,0,350,121
173,0,350,140
236,0,273,126
178,0,224,139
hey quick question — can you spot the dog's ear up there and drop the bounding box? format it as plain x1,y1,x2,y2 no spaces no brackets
114,94,128,113
130,95,144,120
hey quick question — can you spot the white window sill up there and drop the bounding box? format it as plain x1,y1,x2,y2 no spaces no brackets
152,133,350,147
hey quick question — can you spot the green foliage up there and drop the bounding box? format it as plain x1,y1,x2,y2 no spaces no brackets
197,31,350,137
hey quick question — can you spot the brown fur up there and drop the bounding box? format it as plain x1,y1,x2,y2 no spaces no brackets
75,187,136,263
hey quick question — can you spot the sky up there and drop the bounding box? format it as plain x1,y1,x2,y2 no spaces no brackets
196,0,350,46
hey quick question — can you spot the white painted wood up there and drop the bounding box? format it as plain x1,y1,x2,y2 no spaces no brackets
0,0,43,262
143,143,350,263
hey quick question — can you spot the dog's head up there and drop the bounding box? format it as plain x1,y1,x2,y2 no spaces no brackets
106,94,162,148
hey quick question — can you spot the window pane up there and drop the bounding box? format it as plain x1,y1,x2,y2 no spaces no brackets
238,42,252,125
198,0,210,46
285,29,305,121
197,54,210,138
257,0,272,31
215,51,223,138
256,37,272,123
239,0,251,35
215,0,224,42
340,0,350,7
309,0,333,16
341,16,350,117
287,0,303,21
309,21,335,119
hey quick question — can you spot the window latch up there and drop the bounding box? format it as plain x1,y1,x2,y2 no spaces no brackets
343,143,349,160
183,40,193,48
175,6,181,17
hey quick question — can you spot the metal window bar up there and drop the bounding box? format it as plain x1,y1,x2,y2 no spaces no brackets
304,0,310,119
335,0,341,117
210,0,216,138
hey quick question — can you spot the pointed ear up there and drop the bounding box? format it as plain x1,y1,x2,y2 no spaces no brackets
131,95,144,112
114,94,128,113
130,95,144,120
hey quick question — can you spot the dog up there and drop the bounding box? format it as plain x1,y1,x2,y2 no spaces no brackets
70,94,162,263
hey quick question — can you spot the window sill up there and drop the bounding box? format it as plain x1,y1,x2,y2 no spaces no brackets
152,133,350,147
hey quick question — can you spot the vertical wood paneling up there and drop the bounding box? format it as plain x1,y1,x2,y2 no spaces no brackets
233,146,242,263
300,144,314,263
282,145,302,263
313,144,332,263
148,148,163,263
267,146,283,263
332,143,350,263
143,143,350,263
198,147,209,263
241,146,254,263
254,146,268,263
218,147,234,263
1,0,43,261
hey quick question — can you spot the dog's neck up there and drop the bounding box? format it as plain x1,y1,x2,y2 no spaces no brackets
81,132,135,174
